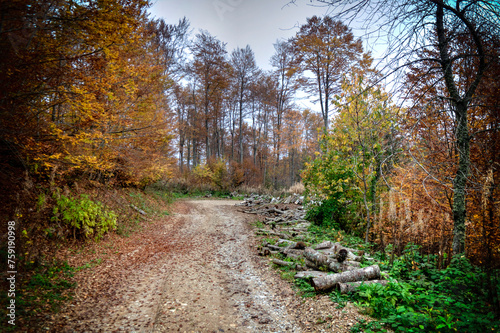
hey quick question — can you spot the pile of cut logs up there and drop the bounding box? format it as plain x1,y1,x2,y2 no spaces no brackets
237,195,310,239
238,195,390,294
265,240,388,293
237,194,305,207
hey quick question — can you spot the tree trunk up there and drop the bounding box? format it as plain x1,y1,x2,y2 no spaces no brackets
311,265,381,292
179,140,184,174
239,83,244,164
436,4,482,255
186,138,191,171
452,101,470,254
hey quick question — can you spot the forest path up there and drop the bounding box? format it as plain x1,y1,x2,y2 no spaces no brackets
51,199,362,333
152,199,297,332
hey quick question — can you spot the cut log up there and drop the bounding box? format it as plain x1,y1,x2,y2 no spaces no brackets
285,253,302,260
258,247,271,256
276,219,308,225
328,261,360,273
294,271,330,279
296,265,307,271
276,240,306,249
328,242,365,256
311,265,381,291
272,259,296,268
321,248,337,256
291,241,306,250
304,248,329,268
304,258,319,269
347,252,365,262
266,244,282,251
282,248,304,257
131,204,146,215
344,260,361,267
276,239,294,246
314,241,333,250
337,280,388,294
337,249,348,263
256,230,290,239
270,208,285,215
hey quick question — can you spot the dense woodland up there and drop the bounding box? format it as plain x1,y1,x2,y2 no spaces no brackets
1,0,500,325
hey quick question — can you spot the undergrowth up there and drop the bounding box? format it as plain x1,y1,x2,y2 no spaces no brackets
351,245,500,333
0,260,76,331
1,184,176,330
259,215,500,333
52,191,117,240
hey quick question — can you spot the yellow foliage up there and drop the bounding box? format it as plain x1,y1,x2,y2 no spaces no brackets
4,0,175,186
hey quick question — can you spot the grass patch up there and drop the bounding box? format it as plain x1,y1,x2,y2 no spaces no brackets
294,277,317,298
252,220,265,229
278,267,296,282
330,289,350,309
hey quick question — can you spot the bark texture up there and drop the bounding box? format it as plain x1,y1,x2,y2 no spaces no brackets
272,259,296,268
311,265,381,291
304,247,329,268
328,261,361,273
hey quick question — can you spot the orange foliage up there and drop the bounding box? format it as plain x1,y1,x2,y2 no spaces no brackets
0,0,174,187
374,35,500,267
373,163,454,262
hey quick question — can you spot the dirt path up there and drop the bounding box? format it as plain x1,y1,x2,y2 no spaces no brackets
49,199,366,333
152,199,297,332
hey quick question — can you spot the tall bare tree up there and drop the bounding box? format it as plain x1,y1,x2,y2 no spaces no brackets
150,17,190,81
231,45,258,164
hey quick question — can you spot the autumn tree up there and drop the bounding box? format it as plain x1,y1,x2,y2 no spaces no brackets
270,39,300,188
403,30,500,279
248,73,272,171
190,31,231,160
0,0,174,186
150,17,190,81
303,70,400,239
172,84,192,173
230,45,258,164
308,0,500,255
293,16,365,131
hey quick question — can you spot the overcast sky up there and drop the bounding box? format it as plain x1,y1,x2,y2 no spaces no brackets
147,0,333,70
147,0,390,111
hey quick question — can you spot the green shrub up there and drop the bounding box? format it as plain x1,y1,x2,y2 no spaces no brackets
352,248,500,332
305,197,359,233
52,192,117,240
